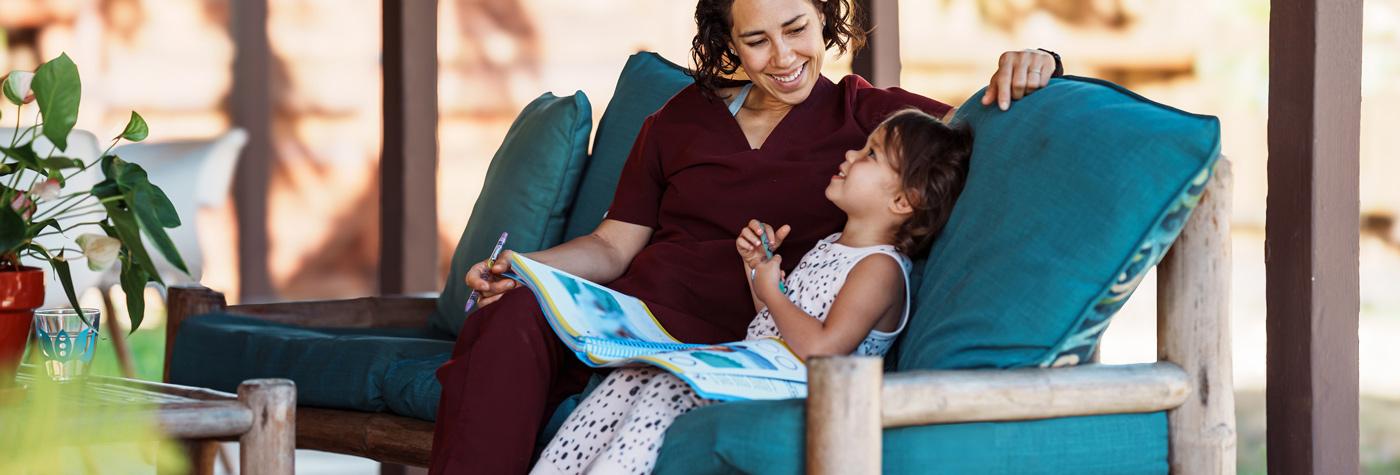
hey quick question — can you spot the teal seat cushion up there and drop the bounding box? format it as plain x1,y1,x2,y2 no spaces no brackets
655,399,1167,475
169,313,454,413
432,91,593,336
561,52,692,241
899,76,1221,371
382,352,450,421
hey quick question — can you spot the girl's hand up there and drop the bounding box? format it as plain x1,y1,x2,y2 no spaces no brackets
736,220,790,271
465,250,519,308
981,49,1057,111
751,255,787,304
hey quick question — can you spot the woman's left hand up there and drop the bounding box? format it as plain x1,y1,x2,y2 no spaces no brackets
981,49,1057,111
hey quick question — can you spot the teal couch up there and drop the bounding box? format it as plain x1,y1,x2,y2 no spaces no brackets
165,52,1232,473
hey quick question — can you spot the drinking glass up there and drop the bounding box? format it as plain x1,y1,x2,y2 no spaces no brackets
32,308,101,382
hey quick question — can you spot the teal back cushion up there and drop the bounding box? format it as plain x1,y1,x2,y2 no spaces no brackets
431,92,592,336
562,52,692,241
898,76,1221,371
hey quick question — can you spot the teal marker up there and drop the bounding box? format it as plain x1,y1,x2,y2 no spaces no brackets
758,224,788,294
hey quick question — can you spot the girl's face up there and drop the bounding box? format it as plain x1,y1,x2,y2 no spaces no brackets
729,0,826,106
826,127,906,217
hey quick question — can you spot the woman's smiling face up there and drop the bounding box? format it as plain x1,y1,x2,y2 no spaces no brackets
729,0,826,106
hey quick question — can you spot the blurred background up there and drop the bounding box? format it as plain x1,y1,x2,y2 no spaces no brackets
2,0,1396,473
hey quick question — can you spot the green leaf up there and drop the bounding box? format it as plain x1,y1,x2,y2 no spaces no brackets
101,201,164,288
119,111,148,142
0,206,24,253
133,184,179,228
42,156,81,170
119,256,150,333
31,53,81,152
113,159,148,189
21,244,85,322
50,253,84,316
130,186,187,273
111,159,180,227
2,143,42,173
91,178,119,199
26,218,58,236
100,154,118,179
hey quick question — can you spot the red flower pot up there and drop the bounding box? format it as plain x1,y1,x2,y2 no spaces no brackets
0,267,44,383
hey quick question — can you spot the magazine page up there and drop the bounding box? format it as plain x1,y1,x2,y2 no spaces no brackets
630,337,809,401
505,253,681,351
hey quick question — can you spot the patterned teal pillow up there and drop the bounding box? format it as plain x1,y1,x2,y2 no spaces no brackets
1041,167,1213,367
430,92,592,336
896,76,1221,371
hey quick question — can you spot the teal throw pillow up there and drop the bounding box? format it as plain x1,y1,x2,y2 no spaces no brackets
430,92,592,336
561,52,692,241
897,76,1221,371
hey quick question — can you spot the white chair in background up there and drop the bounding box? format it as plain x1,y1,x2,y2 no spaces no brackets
94,128,249,290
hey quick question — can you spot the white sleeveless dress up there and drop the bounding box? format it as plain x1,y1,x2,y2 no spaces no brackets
530,238,912,474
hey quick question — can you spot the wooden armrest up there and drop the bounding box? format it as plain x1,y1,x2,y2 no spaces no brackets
877,362,1190,427
229,296,437,329
806,359,1192,474
166,285,436,330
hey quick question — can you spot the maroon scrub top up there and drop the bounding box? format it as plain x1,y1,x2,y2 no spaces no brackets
604,74,952,344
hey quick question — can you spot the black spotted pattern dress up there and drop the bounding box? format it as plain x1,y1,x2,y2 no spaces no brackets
530,233,911,474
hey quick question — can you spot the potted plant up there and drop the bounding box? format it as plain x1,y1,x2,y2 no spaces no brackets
1,53,186,382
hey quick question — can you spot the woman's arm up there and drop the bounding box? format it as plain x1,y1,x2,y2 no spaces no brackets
751,254,905,359
470,219,652,307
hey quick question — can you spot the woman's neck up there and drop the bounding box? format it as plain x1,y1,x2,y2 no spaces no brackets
742,83,794,116
835,215,900,249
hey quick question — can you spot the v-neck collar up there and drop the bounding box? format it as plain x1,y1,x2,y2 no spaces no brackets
720,75,836,152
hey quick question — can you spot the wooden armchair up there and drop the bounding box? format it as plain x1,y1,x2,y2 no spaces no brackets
806,159,1235,474
164,289,441,467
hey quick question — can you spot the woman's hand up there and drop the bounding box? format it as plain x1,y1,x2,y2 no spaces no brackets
751,254,786,304
465,250,519,309
981,49,1057,111
735,219,790,271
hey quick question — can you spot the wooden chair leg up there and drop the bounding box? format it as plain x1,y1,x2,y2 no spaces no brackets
218,444,236,474
101,287,138,379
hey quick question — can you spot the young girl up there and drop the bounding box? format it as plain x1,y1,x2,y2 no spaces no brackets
531,109,973,474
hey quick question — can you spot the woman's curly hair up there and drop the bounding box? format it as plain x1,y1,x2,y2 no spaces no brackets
691,0,866,100
880,109,974,257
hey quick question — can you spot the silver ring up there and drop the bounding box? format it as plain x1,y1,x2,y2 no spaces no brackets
750,268,756,281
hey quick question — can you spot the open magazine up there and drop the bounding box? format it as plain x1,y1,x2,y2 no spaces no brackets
502,253,807,401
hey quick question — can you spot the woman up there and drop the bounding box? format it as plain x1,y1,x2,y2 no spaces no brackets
429,0,1059,472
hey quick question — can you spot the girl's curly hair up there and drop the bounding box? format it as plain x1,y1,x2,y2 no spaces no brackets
880,109,974,256
690,0,866,100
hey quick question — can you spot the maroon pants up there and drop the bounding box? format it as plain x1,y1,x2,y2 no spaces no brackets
428,290,594,474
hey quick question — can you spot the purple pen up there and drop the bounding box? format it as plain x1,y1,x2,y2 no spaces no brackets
465,231,509,313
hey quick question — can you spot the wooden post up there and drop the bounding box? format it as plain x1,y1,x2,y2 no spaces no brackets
1158,159,1235,474
1266,0,1362,473
163,286,228,382
230,0,276,301
380,0,440,295
239,378,296,475
851,0,901,88
806,356,881,475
